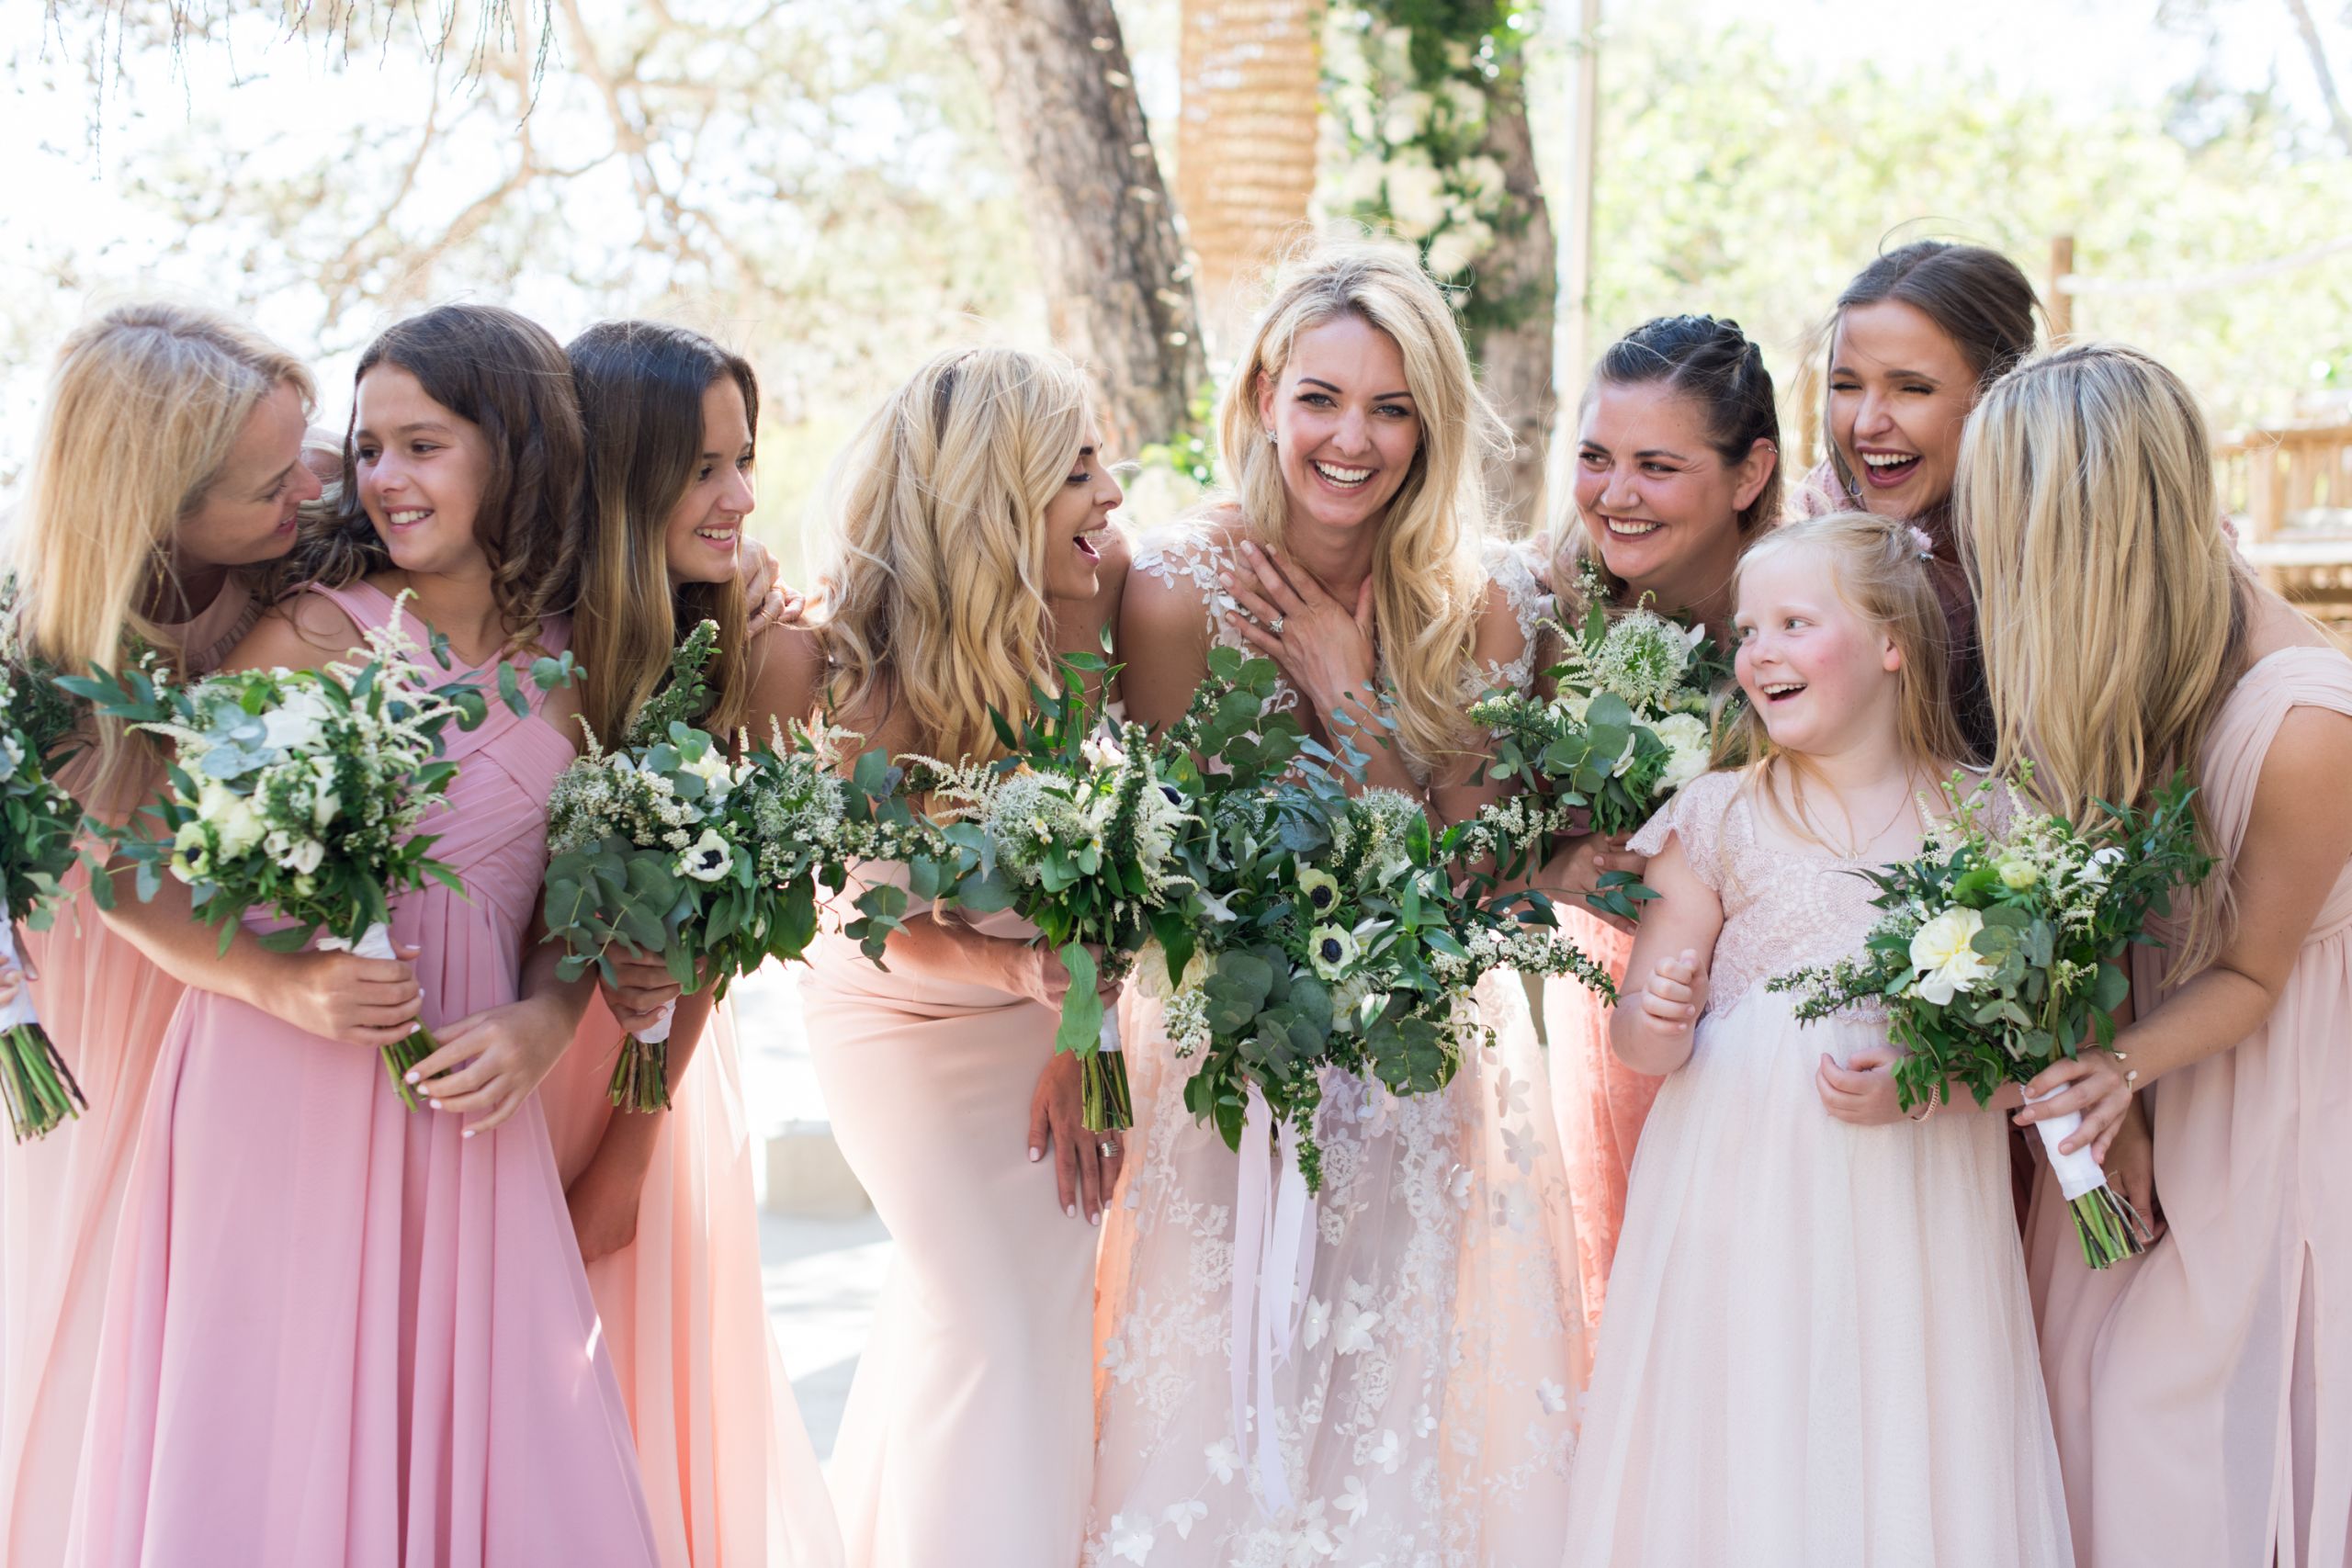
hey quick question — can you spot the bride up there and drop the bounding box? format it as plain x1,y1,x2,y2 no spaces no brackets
1086,241,1587,1566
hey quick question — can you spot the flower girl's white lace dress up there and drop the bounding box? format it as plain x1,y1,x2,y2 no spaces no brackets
1083,526,1588,1568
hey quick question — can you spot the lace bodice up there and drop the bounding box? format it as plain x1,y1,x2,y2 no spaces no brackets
1628,769,1910,1018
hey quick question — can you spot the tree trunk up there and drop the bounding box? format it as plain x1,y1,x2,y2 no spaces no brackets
950,0,1208,453
1469,72,1557,536
1177,0,1326,356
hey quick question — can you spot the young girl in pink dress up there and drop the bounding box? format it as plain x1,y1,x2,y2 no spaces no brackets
2,304,336,1568
1535,313,1781,1334
1563,512,2072,1566
67,304,660,1567
549,319,842,1568
1960,343,2352,1568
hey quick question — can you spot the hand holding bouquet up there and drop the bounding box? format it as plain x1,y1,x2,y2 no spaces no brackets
1767,770,2213,1267
66,595,562,1108
0,584,89,1140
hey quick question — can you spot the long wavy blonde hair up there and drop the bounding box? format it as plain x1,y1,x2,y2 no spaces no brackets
1220,241,1498,773
1954,342,2248,976
808,346,1091,762
14,301,313,800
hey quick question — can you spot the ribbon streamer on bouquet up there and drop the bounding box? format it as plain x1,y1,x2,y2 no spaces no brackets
318,921,426,1017
0,897,39,1033
637,998,677,1046
1100,998,1123,1055
1227,1085,1317,1516
2025,1082,2107,1201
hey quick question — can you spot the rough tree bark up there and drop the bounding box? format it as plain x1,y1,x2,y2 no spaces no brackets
1469,70,1558,535
951,0,1209,453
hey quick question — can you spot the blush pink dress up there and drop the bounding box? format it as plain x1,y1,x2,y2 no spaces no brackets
2,580,259,1568
2028,645,2352,1568
539,995,844,1568
1540,912,1653,1337
63,582,659,1568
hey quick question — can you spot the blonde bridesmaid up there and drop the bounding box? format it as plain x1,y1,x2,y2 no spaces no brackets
67,304,659,1565
551,318,843,1568
1536,313,1780,1331
2,304,324,1568
1961,343,2352,1568
786,347,1128,1567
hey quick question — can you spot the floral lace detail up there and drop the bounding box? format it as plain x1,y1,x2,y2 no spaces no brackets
1476,538,1549,702
1133,525,1308,728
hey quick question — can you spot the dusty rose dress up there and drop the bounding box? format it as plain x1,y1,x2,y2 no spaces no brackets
540,996,844,1568
1,580,259,1568
1541,912,1652,1336
64,582,658,1567
2028,645,2352,1568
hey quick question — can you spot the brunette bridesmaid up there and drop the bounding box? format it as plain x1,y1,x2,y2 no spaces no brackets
67,305,659,1566
1961,342,2352,1568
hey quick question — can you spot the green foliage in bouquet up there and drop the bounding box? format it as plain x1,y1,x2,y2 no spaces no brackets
0,581,90,1139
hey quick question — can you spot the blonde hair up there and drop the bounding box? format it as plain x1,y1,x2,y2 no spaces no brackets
16,301,313,799
1220,241,1498,773
809,346,1091,762
1954,342,2246,976
1728,511,1970,834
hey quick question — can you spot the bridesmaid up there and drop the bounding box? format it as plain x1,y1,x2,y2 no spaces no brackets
552,318,843,1568
1535,314,1780,1333
68,304,661,1565
3,304,326,1568
1789,240,2041,758
1960,343,2352,1568
789,346,1129,1568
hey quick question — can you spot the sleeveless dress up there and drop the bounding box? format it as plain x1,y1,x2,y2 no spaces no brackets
3,579,260,1568
1083,528,1584,1567
2027,645,2352,1568
797,896,1098,1568
1561,769,2073,1567
540,997,844,1568
64,582,660,1567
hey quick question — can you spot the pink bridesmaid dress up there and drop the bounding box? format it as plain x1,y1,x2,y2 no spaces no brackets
65,581,659,1568
539,995,845,1568
797,907,1096,1568
1540,909,1654,1335
2029,645,2352,1568
2,581,259,1568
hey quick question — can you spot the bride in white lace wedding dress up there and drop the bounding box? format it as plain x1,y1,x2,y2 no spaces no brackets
1083,243,1588,1568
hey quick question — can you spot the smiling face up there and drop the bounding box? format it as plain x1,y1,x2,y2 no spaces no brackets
1041,426,1124,601
353,364,494,577
175,380,322,572
1257,313,1421,536
664,376,757,587
1733,541,1905,761
1827,300,1980,521
1575,378,1772,607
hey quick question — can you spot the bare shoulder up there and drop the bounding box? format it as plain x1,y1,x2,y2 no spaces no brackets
221,592,363,675
744,622,828,733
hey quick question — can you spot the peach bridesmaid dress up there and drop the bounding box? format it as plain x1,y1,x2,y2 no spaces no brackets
65,583,659,1567
2029,646,2352,1568
1,581,258,1568
539,995,844,1568
1540,911,1653,1335
797,907,1096,1568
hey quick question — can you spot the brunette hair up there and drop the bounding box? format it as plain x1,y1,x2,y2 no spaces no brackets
288,304,582,648
568,321,756,748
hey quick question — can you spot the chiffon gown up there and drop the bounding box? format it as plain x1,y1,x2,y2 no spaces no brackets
2,580,259,1568
2027,646,2352,1568
540,996,844,1568
1539,912,1651,1338
797,902,1097,1568
1562,771,2073,1568
65,582,660,1568
1083,528,1586,1566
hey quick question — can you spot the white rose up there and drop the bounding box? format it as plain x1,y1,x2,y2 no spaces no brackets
197,778,266,860
259,687,333,754
680,746,736,804
283,837,325,875
1652,712,1713,794
1908,906,1996,1006
1080,733,1125,772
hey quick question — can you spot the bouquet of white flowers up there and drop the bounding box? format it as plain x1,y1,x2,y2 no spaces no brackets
542,623,931,1111
66,596,566,1107
0,581,89,1140
1768,770,2212,1268
1470,560,1726,919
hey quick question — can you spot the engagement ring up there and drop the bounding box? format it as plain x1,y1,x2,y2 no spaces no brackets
1098,1139,1121,1160
1269,615,1284,637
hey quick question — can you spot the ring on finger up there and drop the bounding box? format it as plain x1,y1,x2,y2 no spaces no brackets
1097,1138,1121,1159
1268,615,1284,637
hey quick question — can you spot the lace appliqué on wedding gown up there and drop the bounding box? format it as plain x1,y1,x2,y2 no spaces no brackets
1086,526,1582,1568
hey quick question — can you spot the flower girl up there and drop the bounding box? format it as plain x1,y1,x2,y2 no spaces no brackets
1559,511,2072,1566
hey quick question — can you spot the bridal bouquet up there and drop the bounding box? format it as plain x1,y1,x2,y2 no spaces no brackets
542,623,924,1111
1469,560,1725,917
1767,770,2212,1267
0,587,89,1139
904,647,1199,1134
66,596,560,1108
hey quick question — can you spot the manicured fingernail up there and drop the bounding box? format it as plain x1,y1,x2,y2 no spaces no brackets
1065,1203,1077,1218
427,1099,442,1111
1029,1146,1042,1162
405,1071,421,1084
1091,1211,1102,1227
462,1128,476,1139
